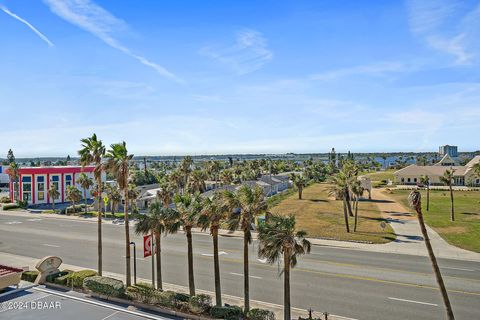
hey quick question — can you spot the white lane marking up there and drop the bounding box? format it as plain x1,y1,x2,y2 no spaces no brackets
5,221,22,225
42,244,60,248
27,218,43,222
201,251,228,257
33,287,169,320
388,297,438,306
442,266,474,272
101,311,120,320
229,272,262,279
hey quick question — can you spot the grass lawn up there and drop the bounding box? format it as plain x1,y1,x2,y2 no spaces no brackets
384,189,480,252
362,170,395,182
270,183,395,243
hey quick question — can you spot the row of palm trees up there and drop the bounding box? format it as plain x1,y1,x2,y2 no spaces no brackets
77,134,309,319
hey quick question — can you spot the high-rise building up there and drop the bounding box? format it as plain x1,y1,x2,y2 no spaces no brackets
439,145,458,158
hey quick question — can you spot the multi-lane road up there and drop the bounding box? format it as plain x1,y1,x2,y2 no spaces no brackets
0,213,479,320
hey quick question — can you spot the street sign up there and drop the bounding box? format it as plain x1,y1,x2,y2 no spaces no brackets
103,196,109,206
143,235,152,258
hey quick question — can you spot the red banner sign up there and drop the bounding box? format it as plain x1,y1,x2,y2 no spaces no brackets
143,235,152,258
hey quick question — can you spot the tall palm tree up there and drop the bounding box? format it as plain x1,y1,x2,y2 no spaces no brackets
188,169,207,193
172,193,203,296
135,201,177,290
106,184,121,215
440,169,455,221
291,174,307,200
408,190,455,320
219,169,234,186
77,173,93,214
105,142,134,286
78,133,106,275
420,175,430,211
48,184,60,211
350,180,364,232
157,181,174,208
179,156,193,194
327,171,352,233
66,186,82,213
258,214,311,320
198,194,228,306
222,185,267,312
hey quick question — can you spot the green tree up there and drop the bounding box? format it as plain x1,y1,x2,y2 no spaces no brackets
78,133,106,276
77,173,94,214
222,185,267,312
48,184,60,211
350,180,364,232
258,214,311,320
188,169,207,193
440,169,455,221
327,169,356,233
156,181,174,208
290,174,307,200
106,184,121,215
408,190,455,320
135,201,177,290
198,194,228,306
105,141,134,286
173,193,203,296
66,186,82,213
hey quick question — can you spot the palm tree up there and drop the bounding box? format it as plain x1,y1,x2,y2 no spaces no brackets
179,156,193,194
188,169,207,193
105,141,134,286
327,171,352,233
77,173,93,214
219,169,234,186
66,186,82,213
135,201,177,290
157,182,174,208
258,214,311,320
440,169,455,221
198,194,228,306
48,184,60,211
350,180,364,232
291,174,307,200
106,184,121,215
79,133,106,276
408,190,455,320
420,175,430,211
7,162,19,202
172,193,203,296
222,185,267,312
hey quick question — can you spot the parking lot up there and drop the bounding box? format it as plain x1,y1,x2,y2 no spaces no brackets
0,286,179,320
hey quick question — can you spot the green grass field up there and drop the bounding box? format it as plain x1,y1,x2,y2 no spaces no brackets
270,183,395,243
385,189,480,252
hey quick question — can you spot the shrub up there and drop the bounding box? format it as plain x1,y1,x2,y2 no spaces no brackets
211,305,244,320
2,203,20,211
83,276,125,297
247,308,275,320
66,270,97,288
46,271,69,283
175,292,190,303
0,196,11,203
156,290,177,308
17,200,28,209
188,294,212,314
54,270,74,285
21,271,38,282
126,283,157,304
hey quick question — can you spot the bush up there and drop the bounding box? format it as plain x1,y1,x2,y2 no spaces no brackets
65,204,86,214
156,290,177,308
189,294,212,314
211,305,244,320
175,292,190,303
66,270,97,288
21,271,39,282
83,276,125,297
2,203,20,211
54,270,74,285
0,196,11,203
126,283,157,304
46,271,70,283
247,308,275,320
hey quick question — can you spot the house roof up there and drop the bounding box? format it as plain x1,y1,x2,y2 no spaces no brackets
394,164,466,177
434,154,456,166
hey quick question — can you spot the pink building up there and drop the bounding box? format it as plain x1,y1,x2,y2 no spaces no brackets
6,166,104,205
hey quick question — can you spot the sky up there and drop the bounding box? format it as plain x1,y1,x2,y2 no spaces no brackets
0,0,479,157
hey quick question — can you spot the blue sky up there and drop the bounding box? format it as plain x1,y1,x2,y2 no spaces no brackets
0,0,479,157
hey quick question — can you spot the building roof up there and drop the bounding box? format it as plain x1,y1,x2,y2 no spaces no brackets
5,165,95,175
259,175,283,185
0,264,23,277
395,164,466,177
434,154,456,166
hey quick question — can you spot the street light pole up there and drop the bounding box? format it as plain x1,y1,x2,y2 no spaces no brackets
129,241,136,285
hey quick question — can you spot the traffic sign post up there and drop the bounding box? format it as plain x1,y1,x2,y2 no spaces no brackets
144,234,155,288
130,241,137,285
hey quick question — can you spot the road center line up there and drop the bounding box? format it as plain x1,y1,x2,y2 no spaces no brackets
388,297,438,306
229,272,262,279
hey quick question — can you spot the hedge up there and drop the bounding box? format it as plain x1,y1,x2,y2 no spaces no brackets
2,203,20,211
83,276,125,297
126,283,157,304
21,271,39,282
54,270,74,285
188,294,212,314
247,308,276,320
210,305,244,320
66,270,97,288
46,271,70,283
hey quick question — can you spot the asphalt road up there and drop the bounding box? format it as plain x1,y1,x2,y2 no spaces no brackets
1,214,479,320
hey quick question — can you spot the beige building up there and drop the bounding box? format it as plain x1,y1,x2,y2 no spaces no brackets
394,156,480,187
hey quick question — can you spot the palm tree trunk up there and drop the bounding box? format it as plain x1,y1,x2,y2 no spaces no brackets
284,249,291,320
186,226,195,296
354,198,359,232
243,231,250,312
124,190,131,287
416,207,455,319
345,191,354,217
343,199,350,233
298,186,302,200
155,231,162,290
97,178,103,277
84,189,88,214
426,186,430,212
212,227,222,306
449,185,454,221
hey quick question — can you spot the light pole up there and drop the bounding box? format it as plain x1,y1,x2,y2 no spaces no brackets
129,241,137,285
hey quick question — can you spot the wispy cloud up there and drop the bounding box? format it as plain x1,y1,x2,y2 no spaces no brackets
43,0,182,82
310,61,406,81
1,5,54,47
200,28,273,75
406,0,480,65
